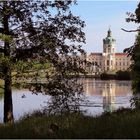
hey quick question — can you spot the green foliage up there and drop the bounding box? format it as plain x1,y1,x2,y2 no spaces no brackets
131,32,140,93
126,3,140,23
100,71,131,80
0,34,12,43
0,0,86,123
100,72,116,80
130,32,140,108
116,70,131,80
124,3,140,108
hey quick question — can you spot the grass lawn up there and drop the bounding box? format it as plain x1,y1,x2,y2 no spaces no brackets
0,108,140,138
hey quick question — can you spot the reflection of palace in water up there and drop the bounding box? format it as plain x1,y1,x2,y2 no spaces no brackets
102,82,115,112
79,78,131,112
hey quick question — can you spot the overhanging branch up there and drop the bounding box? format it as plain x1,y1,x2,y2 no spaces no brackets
121,28,140,32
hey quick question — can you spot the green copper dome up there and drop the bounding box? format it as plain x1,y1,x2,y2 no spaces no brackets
103,28,116,44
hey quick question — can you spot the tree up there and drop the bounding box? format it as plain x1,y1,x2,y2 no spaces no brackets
0,1,86,123
123,2,140,108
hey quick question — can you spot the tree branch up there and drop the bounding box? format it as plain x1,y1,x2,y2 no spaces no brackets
121,28,140,32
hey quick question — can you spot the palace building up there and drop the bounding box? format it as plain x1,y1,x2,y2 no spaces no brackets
86,28,131,74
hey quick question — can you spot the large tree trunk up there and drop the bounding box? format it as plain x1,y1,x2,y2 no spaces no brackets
3,2,14,123
4,66,14,123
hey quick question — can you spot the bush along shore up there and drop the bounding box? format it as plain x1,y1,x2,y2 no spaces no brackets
0,108,140,138
100,70,131,80
70,70,131,80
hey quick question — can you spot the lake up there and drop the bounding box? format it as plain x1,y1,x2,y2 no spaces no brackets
79,79,132,116
0,79,132,122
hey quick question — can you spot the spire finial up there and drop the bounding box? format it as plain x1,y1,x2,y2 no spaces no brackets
108,25,111,32
107,26,111,37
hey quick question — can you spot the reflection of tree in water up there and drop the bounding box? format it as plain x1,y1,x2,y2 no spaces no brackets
102,82,115,112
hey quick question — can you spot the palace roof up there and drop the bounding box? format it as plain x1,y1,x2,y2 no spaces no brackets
115,53,128,56
90,53,102,55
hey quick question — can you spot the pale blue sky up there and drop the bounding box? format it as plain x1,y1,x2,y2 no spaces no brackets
71,1,139,54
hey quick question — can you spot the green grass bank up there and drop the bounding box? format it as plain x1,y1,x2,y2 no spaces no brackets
0,108,140,138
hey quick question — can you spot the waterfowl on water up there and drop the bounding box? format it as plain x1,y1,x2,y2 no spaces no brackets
21,94,26,98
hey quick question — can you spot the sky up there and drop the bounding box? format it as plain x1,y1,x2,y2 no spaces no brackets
70,1,139,54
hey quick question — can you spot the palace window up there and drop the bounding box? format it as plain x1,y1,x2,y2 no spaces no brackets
107,60,109,66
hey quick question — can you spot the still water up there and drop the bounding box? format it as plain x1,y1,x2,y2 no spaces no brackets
0,79,132,121
79,79,132,116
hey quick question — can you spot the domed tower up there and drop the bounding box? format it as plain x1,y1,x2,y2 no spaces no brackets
102,28,116,72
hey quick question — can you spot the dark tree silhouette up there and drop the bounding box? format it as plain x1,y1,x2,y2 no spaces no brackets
0,1,86,123
123,2,140,108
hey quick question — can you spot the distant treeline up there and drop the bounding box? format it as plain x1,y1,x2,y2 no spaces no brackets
66,70,131,80
100,70,131,80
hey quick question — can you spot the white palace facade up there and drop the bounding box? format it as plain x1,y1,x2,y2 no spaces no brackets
86,28,131,74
